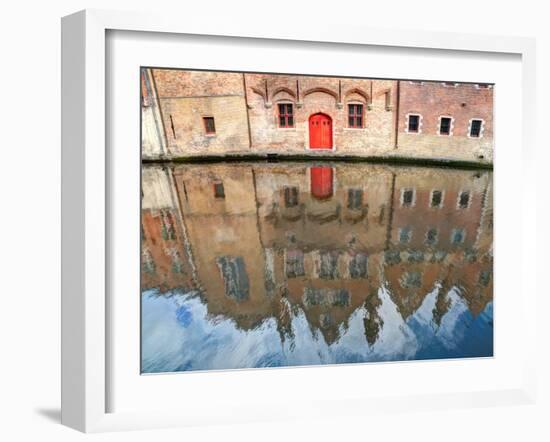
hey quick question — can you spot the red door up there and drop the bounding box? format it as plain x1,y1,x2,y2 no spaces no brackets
310,167,334,199
309,113,333,149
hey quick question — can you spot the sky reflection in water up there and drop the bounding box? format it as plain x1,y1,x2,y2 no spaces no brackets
141,162,493,373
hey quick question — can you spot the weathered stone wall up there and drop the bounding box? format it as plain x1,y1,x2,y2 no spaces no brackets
150,69,250,156
245,74,397,154
396,81,494,164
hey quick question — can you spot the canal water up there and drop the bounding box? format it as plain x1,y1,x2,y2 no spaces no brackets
141,161,493,373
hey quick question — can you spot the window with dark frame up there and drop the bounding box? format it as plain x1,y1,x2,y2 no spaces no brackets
459,191,470,209
213,182,225,199
347,189,364,210
284,186,299,208
278,103,294,128
470,119,482,137
431,190,443,208
408,115,420,133
348,104,364,128
203,116,216,134
402,189,414,206
439,117,452,135
425,228,438,245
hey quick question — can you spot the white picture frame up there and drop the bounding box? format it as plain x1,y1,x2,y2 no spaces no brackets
61,9,537,433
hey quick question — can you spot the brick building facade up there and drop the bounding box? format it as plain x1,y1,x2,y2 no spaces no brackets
141,69,494,165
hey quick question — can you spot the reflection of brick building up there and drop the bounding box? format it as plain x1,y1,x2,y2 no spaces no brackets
141,162,493,342
142,69,494,165
140,166,193,292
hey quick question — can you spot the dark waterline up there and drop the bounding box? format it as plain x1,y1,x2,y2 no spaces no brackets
140,161,493,373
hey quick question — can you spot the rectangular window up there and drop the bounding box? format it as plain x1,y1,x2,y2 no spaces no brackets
425,228,438,245
439,117,452,135
217,256,250,302
399,226,412,244
348,104,364,128
470,119,482,137
278,103,294,128
451,228,466,244
213,182,225,199
402,189,414,206
203,116,216,134
443,82,457,87
408,115,419,133
284,186,299,208
347,189,363,210
349,253,368,279
431,190,443,207
458,191,470,209
285,250,305,278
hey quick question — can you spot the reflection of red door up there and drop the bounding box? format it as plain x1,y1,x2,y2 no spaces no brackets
309,113,332,149
310,167,334,199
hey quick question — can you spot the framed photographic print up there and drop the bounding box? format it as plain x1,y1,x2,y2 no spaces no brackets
61,9,537,432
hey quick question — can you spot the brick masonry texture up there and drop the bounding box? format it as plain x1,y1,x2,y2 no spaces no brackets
142,69,494,165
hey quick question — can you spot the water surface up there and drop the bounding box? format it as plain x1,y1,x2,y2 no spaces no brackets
141,162,493,373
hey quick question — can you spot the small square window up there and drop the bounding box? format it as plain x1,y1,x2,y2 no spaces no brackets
347,188,363,210
431,190,443,207
458,191,470,209
399,226,412,244
470,119,482,137
451,228,465,244
408,115,420,133
213,182,225,199
402,189,414,206
348,104,364,128
439,117,452,135
203,117,216,134
425,228,438,245
278,103,294,128
284,186,299,207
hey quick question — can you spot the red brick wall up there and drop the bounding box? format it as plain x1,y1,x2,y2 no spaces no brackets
397,81,494,162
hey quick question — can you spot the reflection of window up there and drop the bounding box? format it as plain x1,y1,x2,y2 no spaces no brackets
349,253,368,279
217,256,249,302
319,251,339,279
399,226,412,244
348,104,364,128
278,103,294,128
407,114,420,133
213,182,225,199
439,117,452,135
470,119,483,137
285,250,305,278
401,188,415,206
347,189,363,210
284,186,299,207
160,210,176,240
425,228,438,245
451,228,466,244
458,191,470,208
203,116,216,134
479,270,491,287
400,271,422,288
431,190,443,207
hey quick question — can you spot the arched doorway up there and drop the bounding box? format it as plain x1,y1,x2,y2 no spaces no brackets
309,113,333,149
